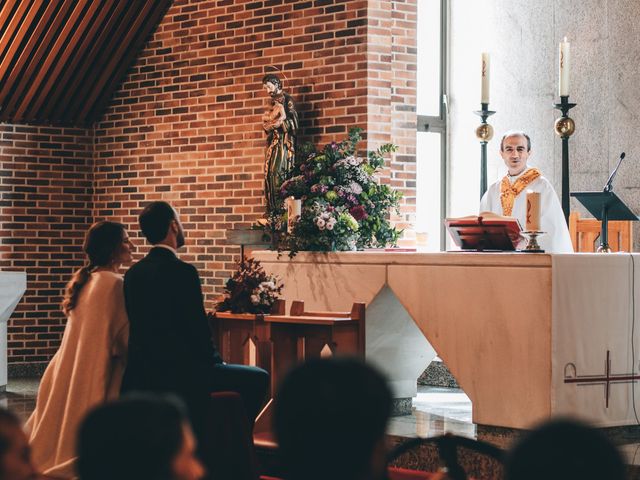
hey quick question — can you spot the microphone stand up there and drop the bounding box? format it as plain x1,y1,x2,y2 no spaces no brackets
603,152,625,193
599,152,626,252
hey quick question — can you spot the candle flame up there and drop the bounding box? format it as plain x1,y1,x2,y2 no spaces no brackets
563,36,568,42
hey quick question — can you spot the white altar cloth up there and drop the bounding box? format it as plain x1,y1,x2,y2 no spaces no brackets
253,251,640,428
0,272,27,389
552,254,640,426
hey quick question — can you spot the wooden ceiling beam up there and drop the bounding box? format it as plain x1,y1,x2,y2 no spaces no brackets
16,0,91,123
67,2,149,123
87,0,172,124
0,1,60,104
0,0,30,64
0,1,20,39
89,0,172,124
42,0,116,121
28,0,104,122
53,0,129,123
0,0,172,125
0,0,74,122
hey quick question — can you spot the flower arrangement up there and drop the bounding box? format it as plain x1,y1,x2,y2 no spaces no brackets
215,258,283,314
279,127,402,252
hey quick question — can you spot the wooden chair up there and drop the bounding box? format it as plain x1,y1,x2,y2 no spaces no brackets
568,211,633,252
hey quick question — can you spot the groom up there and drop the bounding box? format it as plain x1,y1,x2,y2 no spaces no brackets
121,201,269,439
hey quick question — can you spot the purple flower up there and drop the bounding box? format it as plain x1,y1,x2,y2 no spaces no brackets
347,194,358,204
300,164,306,171
350,205,368,220
331,142,338,150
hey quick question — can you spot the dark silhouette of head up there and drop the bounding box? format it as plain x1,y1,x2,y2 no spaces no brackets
139,201,184,247
0,408,36,480
505,418,626,480
274,357,392,480
77,394,204,480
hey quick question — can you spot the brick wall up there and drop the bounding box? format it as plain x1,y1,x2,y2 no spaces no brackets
366,0,417,239
0,125,93,368
2,0,418,367
94,0,417,293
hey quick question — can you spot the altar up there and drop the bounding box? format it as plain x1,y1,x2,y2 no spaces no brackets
252,251,640,429
0,272,27,390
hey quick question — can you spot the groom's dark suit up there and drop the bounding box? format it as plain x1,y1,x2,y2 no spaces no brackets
121,246,268,434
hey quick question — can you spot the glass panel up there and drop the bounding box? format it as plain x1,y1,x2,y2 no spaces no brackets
417,0,441,117
416,131,442,251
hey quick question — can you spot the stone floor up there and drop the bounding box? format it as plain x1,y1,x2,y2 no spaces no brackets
6,379,640,478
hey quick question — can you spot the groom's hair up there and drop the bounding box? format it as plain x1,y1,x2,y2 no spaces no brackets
139,201,176,244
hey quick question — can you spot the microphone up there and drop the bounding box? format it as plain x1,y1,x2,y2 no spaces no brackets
603,152,626,192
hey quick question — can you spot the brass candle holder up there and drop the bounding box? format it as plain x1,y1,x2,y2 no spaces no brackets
474,103,496,199
520,231,546,253
553,96,576,225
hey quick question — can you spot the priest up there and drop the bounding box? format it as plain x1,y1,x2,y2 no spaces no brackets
480,131,573,253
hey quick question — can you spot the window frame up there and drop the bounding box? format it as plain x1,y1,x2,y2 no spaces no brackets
416,0,449,250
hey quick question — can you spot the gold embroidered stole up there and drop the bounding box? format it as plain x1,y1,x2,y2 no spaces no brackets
500,168,541,216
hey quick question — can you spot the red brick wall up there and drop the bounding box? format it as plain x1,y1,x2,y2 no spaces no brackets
366,0,417,239
3,0,417,368
0,125,93,367
94,0,416,292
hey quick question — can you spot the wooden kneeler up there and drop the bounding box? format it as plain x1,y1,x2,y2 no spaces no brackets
254,301,366,457
209,300,285,372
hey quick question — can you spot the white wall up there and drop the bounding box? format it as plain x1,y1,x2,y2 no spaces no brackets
449,0,640,247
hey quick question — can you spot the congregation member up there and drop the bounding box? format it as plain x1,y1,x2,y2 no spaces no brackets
505,418,625,480
26,222,133,478
274,357,392,480
77,395,205,480
120,201,269,444
480,130,573,253
0,408,38,480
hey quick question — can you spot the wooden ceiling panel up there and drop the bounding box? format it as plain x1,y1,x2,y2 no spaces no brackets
0,0,172,126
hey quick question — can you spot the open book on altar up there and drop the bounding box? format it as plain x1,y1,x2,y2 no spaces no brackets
444,212,523,251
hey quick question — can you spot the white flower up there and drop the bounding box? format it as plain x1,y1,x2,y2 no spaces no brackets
326,221,334,230
316,218,326,229
348,181,363,194
250,294,260,305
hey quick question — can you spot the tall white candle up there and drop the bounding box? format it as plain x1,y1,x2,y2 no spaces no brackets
481,52,490,104
559,37,570,97
526,190,541,231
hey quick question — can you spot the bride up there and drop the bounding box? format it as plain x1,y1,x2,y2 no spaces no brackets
26,221,133,478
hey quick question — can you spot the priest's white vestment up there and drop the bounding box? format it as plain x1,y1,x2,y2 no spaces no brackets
480,168,574,253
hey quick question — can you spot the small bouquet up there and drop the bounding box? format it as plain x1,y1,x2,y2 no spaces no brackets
215,258,283,314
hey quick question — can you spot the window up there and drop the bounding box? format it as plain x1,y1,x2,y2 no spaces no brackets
416,0,448,251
